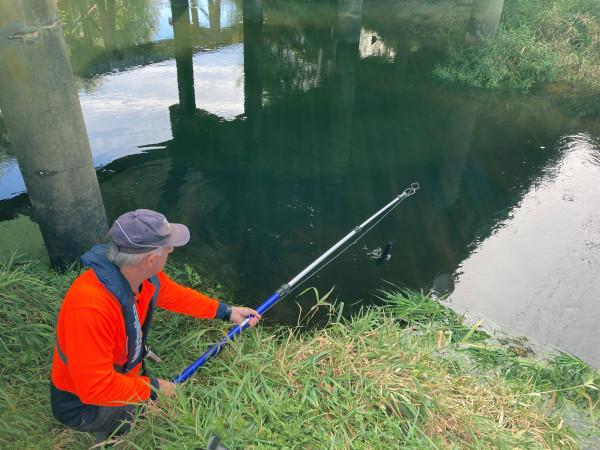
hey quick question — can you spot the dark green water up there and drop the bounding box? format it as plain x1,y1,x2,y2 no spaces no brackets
1,0,599,366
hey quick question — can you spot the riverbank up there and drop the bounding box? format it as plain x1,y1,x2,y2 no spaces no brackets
1,255,598,448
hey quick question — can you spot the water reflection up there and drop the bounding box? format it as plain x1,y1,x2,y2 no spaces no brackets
172,0,196,112
0,117,23,199
446,135,600,367
57,0,242,79
57,0,161,70
1,0,599,365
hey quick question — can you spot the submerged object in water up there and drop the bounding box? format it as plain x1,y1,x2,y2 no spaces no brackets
377,241,393,265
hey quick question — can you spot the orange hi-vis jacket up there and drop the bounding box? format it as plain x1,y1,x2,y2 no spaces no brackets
51,267,219,427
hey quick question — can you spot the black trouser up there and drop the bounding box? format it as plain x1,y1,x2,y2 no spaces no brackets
69,403,141,444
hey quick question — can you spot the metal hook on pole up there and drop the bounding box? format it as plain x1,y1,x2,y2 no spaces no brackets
172,182,420,383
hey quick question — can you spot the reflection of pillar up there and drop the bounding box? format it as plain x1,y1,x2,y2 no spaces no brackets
337,0,363,44
243,0,263,138
435,107,478,209
190,0,199,27
208,0,222,33
466,0,505,46
98,0,118,55
77,0,94,47
330,42,358,176
329,0,363,175
0,0,108,266
243,0,262,24
171,0,196,112
168,103,198,142
393,32,411,74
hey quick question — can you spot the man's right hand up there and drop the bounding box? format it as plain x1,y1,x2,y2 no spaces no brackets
157,378,176,398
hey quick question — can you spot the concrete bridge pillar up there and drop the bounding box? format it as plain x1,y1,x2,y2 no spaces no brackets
0,0,108,266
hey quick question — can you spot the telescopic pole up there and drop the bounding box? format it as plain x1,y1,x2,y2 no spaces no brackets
172,183,420,383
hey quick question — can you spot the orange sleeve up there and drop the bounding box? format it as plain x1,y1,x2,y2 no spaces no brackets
156,271,219,319
61,303,153,406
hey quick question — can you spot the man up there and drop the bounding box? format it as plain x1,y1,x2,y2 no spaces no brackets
50,209,261,443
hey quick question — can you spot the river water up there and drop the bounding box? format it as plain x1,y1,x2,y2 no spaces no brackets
0,0,599,367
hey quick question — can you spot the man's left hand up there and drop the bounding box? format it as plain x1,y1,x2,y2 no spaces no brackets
230,306,261,327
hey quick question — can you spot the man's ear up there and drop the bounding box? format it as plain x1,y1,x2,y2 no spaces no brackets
144,253,156,268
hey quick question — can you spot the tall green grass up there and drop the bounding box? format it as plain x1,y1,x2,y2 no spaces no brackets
433,0,600,91
0,256,598,448
0,255,78,447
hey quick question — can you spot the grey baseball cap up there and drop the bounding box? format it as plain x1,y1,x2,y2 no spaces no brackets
109,209,190,254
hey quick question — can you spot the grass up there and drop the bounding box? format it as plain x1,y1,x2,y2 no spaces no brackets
0,254,599,448
432,0,600,91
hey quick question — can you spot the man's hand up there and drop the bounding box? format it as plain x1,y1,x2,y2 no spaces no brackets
157,378,176,398
230,306,261,327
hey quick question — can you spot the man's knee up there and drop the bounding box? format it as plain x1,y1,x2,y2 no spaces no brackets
71,404,139,436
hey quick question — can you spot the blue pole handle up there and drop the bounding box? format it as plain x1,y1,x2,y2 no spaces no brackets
172,291,281,383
